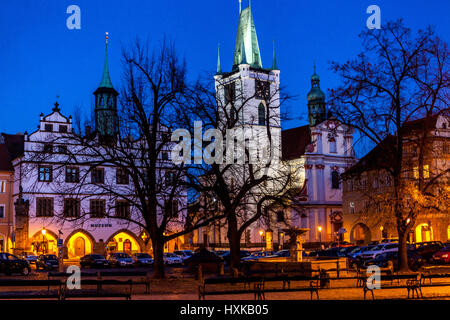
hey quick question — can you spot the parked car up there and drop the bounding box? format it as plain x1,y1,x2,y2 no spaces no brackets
432,245,450,264
164,253,183,265
359,243,398,260
36,254,59,270
214,250,228,257
412,241,443,262
380,238,399,243
311,247,347,258
241,251,276,261
273,249,291,257
18,252,38,265
347,246,376,268
364,251,398,268
0,253,31,275
132,253,154,266
328,241,354,248
174,250,193,261
107,252,134,267
364,250,423,270
80,254,109,268
221,250,250,264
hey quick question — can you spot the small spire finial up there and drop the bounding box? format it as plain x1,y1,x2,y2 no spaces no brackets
105,32,109,45
313,60,316,74
239,0,242,13
216,43,222,75
272,40,278,70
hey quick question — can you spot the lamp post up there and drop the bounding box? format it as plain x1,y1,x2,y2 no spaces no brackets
41,228,47,255
279,232,284,250
318,226,322,247
259,230,264,250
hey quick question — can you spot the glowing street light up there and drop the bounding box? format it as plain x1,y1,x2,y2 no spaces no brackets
318,226,323,244
41,228,47,254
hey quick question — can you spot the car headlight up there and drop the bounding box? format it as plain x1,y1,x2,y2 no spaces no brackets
442,254,448,258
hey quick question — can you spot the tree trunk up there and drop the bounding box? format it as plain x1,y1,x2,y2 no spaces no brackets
227,215,241,271
397,228,410,273
152,236,166,278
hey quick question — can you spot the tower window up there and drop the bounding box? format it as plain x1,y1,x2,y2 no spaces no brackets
99,97,104,106
224,82,235,104
59,125,68,133
331,171,340,189
44,124,53,132
258,103,266,126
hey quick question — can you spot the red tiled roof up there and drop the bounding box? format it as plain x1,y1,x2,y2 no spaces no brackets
281,125,311,161
1,133,24,160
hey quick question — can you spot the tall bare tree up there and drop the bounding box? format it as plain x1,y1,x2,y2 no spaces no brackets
174,71,299,270
329,20,449,271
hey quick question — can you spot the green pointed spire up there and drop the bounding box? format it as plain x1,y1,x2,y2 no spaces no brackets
272,40,278,70
233,3,262,69
241,39,247,64
99,32,114,88
216,43,222,75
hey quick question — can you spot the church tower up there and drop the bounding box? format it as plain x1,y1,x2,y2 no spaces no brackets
93,32,118,139
307,66,326,127
214,1,281,166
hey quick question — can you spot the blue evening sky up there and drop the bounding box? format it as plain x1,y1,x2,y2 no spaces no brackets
1,0,449,156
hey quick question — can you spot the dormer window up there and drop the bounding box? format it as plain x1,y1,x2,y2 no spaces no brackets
45,124,53,132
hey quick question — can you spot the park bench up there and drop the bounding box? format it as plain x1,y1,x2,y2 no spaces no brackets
0,279,63,300
255,278,320,300
362,273,432,300
198,277,264,300
198,275,321,300
49,270,151,294
62,279,132,300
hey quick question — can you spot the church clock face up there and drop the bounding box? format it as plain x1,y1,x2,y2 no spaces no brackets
255,80,270,99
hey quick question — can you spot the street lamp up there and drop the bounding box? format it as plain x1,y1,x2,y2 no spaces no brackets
259,230,264,249
41,228,47,254
318,226,322,244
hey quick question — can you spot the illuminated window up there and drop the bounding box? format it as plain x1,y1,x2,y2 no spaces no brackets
413,165,430,179
0,181,6,193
